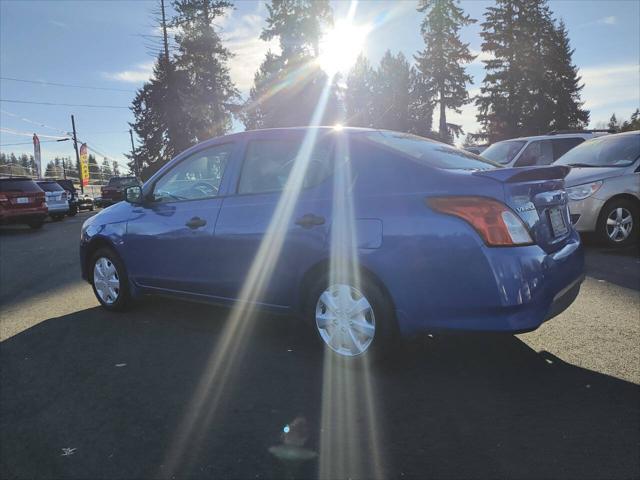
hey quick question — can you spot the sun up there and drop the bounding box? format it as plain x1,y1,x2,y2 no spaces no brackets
318,20,371,76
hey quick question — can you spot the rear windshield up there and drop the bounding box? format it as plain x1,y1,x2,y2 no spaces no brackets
555,133,640,167
56,180,76,191
482,140,527,165
37,182,64,192
361,131,500,170
0,179,42,193
108,177,138,187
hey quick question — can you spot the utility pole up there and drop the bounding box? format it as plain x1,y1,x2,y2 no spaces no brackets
129,129,138,177
71,114,83,194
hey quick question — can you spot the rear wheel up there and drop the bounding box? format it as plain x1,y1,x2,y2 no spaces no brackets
51,214,64,221
90,248,132,311
307,272,397,358
597,198,638,248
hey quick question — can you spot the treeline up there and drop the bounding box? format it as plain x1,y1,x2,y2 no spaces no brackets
606,110,640,133
0,152,121,182
130,0,599,179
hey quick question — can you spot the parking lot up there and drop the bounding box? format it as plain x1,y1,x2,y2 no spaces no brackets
1,212,639,479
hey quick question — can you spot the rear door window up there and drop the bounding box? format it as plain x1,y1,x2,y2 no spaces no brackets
515,140,554,166
551,138,585,160
238,138,333,194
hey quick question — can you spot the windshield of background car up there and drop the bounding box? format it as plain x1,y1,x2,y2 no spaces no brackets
361,131,501,170
482,140,527,164
0,179,42,193
108,177,138,187
555,134,640,167
37,182,64,192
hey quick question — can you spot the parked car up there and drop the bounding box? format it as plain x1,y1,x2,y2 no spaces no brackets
80,127,584,358
93,196,104,208
55,179,79,216
0,177,48,229
555,131,640,247
77,195,95,211
37,180,69,220
482,130,612,168
463,144,489,155
100,176,140,207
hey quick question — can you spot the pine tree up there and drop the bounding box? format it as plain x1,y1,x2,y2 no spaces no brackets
476,0,588,141
620,109,640,132
243,0,341,129
545,19,589,130
408,68,434,138
608,113,620,132
112,161,121,177
415,0,475,142
173,0,239,141
344,54,375,127
371,51,411,132
129,0,189,177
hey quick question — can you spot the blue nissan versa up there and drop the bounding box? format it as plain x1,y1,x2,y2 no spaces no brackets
80,127,584,357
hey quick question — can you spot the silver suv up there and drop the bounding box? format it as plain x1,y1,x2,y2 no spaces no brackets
37,180,69,221
482,131,611,168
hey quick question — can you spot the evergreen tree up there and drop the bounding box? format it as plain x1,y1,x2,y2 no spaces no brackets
344,54,375,127
101,158,113,180
620,109,640,132
415,0,475,142
173,0,239,141
546,19,589,130
112,161,121,177
371,51,411,132
608,113,620,132
243,0,341,129
476,0,589,142
408,68,435,138
128,0,191,177
87,154,99,182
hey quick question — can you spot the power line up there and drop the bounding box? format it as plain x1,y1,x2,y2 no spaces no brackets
1,109,70,135
0,76,135,93
0,127,69,140
0,140,63,147
0,99,130,109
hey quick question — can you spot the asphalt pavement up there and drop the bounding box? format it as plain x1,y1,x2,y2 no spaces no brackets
1,213,639,479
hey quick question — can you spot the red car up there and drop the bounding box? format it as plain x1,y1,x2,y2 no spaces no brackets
0,177,48,229
100,176,140,207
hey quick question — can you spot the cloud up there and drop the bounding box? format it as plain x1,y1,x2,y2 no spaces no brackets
48,19,67,28
104,62,155,83
578,15,617,28
222,12,279,93
579,63,639,122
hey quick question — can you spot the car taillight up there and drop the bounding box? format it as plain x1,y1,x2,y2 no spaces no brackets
427,196,533,246
101,187,107,194
0,194,8,203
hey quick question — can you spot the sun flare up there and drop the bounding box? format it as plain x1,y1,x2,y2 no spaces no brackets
318,20,371,76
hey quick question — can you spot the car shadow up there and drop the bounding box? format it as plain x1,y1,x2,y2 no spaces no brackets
1,301,638,479
583,240,640,291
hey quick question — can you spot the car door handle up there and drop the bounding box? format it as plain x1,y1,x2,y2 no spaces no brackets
295,214,325,228
185,216,207,229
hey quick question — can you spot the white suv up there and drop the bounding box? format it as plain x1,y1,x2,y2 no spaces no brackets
481,131,611,168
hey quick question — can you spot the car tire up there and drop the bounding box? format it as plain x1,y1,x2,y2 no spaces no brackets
68,207,78,217
51,215,64,221
89,205,95,211
90,247,132,311
596,198,639,248
306,271,398,360
28,220,44,230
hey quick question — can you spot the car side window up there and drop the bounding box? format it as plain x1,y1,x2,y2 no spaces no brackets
153,143,233,202
238,138,333,194
515,140,554,166
552,138,585,160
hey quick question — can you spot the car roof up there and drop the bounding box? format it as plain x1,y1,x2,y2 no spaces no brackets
498,133,599,142
0,176,34,181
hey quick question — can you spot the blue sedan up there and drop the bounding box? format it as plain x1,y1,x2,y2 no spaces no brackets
80,127,584,357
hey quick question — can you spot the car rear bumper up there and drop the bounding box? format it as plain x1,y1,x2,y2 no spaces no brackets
384,231,585,336
47,203,70,214
0,208,48,225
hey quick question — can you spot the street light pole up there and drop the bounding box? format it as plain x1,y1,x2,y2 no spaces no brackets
71,115,83,194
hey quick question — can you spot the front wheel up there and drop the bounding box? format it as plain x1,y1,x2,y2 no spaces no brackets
308,273,397,358
91,248,132,311
597,198,638,248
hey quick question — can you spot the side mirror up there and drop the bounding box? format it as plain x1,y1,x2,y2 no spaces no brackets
125,185,143,204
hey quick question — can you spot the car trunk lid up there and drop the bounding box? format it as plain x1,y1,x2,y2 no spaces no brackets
474,166,572,252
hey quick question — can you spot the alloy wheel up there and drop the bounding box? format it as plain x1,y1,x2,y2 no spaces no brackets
606,207,633,242
315,284,376,357
93,257,120,305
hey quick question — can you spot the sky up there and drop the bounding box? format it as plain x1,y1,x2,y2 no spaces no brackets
1,0,639,171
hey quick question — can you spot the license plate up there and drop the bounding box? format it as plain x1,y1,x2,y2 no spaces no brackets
16,197,29,204
549,207,568,237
